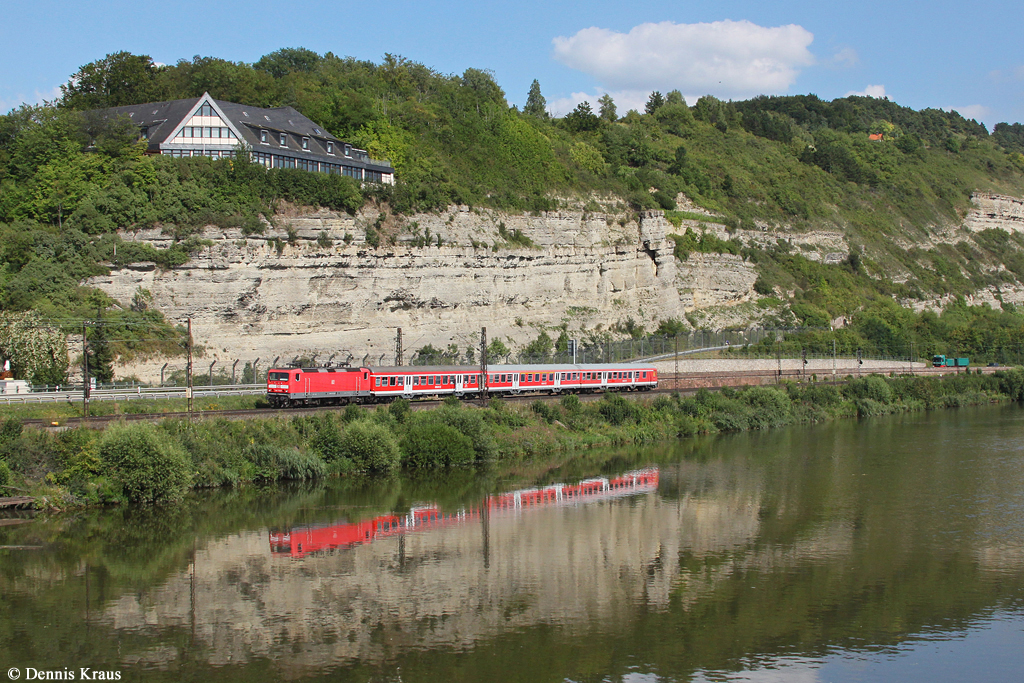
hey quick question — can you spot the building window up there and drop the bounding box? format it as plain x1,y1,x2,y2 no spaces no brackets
260,130,268,144
344,144,352,157
141,127,149,140
279,133,287,146
301,137,309,150
326,141,334,155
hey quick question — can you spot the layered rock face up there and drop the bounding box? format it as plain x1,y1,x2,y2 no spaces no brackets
88,208,758,380
965,192,1024,233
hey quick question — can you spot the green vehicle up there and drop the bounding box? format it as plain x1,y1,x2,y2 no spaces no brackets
932,355,969,368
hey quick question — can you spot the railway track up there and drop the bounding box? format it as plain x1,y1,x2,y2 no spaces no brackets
15,363,998,430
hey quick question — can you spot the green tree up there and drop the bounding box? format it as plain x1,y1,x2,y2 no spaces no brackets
598,93,617,121
486,338,510,360
565,101,600,133
253,47,321,78
665,90,686,106
0,311,69,385
60,52,159,109
524,79,547,118
645,91,665,115
87,319,115,384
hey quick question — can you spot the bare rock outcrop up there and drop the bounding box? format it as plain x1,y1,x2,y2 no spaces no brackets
90,208,758,381
965,192,1024,233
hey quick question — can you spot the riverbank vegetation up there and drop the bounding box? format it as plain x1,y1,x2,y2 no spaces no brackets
2,371,1021,508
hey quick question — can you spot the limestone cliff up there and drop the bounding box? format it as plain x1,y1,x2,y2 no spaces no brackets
89,208,758,380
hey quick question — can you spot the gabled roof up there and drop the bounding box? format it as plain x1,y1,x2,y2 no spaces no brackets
94,93,392,171
102,97,201,153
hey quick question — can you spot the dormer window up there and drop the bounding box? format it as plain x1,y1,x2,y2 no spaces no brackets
326,141,334,155
141,127,149,140
301,137,310,150
344,144,352,157
279,133,287,146
260,130,268,144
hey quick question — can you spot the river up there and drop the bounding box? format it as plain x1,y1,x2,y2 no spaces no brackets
2,404,1023,681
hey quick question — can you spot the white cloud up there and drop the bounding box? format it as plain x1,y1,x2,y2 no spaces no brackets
546,91,594,118
0,85,61,114
845,84,886,98
944,104,992,121
546,89,659,118
829,47,859,68
552,20,815,100
988,65,1024,82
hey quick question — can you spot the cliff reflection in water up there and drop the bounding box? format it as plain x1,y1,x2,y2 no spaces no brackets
103,468,696,668
4,406,1024,680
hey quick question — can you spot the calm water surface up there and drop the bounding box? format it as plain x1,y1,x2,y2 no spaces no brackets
2,405,1024,682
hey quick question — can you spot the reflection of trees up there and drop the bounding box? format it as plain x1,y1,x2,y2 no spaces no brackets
2,412,1023,681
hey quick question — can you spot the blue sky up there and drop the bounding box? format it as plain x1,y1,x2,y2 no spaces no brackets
3,0,1022,128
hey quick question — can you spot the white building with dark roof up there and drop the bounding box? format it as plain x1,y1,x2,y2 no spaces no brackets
103,92,394,184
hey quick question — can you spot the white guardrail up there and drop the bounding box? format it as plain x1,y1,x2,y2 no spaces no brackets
0,384,266,405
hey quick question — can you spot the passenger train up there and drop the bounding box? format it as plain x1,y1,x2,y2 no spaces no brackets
266,362,658,408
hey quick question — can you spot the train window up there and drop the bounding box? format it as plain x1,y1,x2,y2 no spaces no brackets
642,371,647,378
413,376,419,385
389,376,395,386
364,372,368,380
294,373,300,381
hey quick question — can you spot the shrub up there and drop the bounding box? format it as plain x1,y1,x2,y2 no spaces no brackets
342,403,363,423
599,394,637,425
418,406,497,462
800,384,843,407
844,376,893,404
0,458,10,487
51,427,102,491
531,400,559,424
306,413,347,463
854,397,889,417
401,422,475,468
99,423,191,503
340,420,401,472
389,398,410,423
712,409,751,432
741,386,792,429
245,443,326,481
0,417,22,445
560,393,582,413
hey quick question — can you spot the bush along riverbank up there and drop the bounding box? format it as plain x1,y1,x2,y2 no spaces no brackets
1,371,1021,509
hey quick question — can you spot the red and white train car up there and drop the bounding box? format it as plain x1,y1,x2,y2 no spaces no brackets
267,362,658,407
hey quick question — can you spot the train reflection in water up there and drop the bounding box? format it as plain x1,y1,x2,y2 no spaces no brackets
268,468,659,558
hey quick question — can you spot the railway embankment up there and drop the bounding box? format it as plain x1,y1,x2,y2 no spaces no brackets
1,370,1022,512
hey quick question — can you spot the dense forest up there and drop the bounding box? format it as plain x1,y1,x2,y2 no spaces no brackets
3,48,1024,381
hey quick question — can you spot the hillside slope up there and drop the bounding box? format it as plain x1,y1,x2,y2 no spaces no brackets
3,49,1024,381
